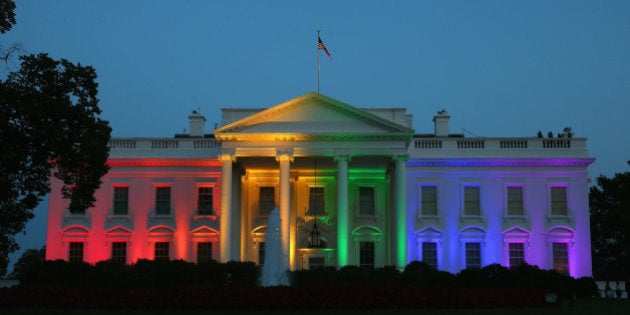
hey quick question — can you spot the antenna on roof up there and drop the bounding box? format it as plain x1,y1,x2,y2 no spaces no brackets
462,128,479,137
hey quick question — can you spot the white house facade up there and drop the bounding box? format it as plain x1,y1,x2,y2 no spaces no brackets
46,92,595,277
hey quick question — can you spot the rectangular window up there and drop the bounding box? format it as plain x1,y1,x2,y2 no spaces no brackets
421,186,438,216
68,242,84,263
552,242,569,274
508,242,525,267
155,187,171,215
464,187,480,216
550,187,568,216
197,242,213,263
506,187,524,216
259,187,275,215
308,257,325,270
258,242,265,266
197,187,214,215
113,187,129,215
465,242,481,269
358,187,375,216
154,242,170,261
307,187,325,216
359,241,375,268
111,242,127,264
422,242,438,269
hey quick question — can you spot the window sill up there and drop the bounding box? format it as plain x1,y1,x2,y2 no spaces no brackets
547,214,573,223
503,214,529,222
460,214,485,222
417,214,440,221
194,215,218,221
107,214,132,220
149,213,174,220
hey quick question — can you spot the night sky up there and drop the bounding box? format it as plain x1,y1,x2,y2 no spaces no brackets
4,0,629,271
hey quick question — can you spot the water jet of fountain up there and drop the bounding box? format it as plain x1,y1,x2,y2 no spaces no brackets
260,208,289,286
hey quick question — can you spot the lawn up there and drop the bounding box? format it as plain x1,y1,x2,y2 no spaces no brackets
1,298,628,315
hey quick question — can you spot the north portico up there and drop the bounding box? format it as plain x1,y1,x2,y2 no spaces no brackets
213,92,414,270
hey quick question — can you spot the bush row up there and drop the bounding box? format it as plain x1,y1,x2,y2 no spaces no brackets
17,259,597,298
0,285,554,310
19,259,259,287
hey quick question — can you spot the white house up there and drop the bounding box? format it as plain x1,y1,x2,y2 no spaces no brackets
46,92,595,277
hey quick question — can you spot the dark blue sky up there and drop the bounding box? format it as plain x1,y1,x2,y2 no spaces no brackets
4,0,630,270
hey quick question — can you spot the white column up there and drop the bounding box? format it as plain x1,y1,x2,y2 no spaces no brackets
335,153,350,266
219,153,235,262
393,154,408,269
276,150,293,270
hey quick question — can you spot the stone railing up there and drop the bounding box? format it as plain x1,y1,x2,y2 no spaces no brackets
108,138,220,158
410,137,588,158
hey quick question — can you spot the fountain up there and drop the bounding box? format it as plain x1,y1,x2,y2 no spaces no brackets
260,208,289,286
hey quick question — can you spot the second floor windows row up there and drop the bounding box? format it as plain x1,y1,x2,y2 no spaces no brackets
111,186,215,216
418,185,570,218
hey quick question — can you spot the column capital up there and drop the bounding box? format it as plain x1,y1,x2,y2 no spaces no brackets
392,154,409,162
218,152,236,162
333,153,351,163
275,149,294,162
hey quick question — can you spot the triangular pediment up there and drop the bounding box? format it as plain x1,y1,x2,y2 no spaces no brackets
502,226,530,236
416,226,443,236
215,92,413,141
105,226,133,236
191,226,219,235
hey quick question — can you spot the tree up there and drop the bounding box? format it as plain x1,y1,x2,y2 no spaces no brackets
0,54,111,277
0,0,16,34
8,246,44,280
590,161,630,279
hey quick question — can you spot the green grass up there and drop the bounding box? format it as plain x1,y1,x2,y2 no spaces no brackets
1,298,629,315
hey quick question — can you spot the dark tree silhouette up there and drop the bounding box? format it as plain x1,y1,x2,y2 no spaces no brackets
0,0,16,34
8,246,44,280
0,54,111,277
590,161,630,279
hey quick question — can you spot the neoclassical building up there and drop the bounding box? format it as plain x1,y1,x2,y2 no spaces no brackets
46,92,595,277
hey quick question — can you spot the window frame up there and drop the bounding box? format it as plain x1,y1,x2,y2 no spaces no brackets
464,242,482,269
306,185,326,217
549,185,569,217
196,242,213,264
419,185,439,218
357,186,375,217
154,241,170,261
68,241,84,263
508,242,526,267
552,242,569,274
459,226,486,270
359,241,376,268
416,226,443,270
111,241,127,264
505,185,525,217
196,185,216,216
462,184,482,218
259,186,276,216
155,186,172,215
112,186,129,215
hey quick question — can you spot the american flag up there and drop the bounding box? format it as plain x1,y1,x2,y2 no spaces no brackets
318,36,332,59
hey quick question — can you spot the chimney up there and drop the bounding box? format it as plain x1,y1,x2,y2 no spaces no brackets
188,110,206,137
433,109,450,137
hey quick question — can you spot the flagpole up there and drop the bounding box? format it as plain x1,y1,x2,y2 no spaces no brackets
317,29,320,93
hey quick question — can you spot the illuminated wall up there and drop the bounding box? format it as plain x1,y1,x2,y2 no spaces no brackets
45,92,594,278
